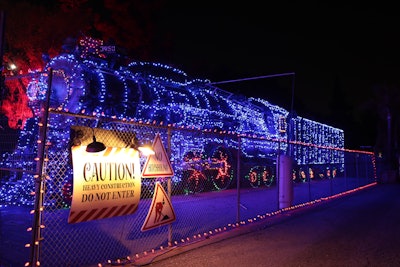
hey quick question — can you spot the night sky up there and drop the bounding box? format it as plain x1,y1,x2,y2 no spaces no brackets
1,1,399,149
150,2,400,149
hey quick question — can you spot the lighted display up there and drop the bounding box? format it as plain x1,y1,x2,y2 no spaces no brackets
0,36,345,206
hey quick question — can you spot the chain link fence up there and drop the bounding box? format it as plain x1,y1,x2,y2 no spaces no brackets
0,69,376,266
1,108,377,266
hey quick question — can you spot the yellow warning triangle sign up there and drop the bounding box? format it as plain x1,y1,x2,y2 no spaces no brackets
141,133,174,178
141,182,176,231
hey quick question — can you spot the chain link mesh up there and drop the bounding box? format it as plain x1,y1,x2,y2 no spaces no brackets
1,108,377,266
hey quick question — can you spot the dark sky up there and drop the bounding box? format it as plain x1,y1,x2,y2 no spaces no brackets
148,2,400,149
3,1,398,149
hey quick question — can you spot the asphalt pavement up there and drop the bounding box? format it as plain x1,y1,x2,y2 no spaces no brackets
132,181,400,267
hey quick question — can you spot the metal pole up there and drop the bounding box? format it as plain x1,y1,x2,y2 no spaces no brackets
308,164,311,202
167,128,173,246
277,139,280,210
290,74,295,117
209,72,296,85
330,167,333,195
236,135,241,223
29,68,52,266
356,153,360,186
288,73,296,157
344,152,348,190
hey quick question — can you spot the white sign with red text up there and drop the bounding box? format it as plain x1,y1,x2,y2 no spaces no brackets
68,146,141,224
141,133,174,178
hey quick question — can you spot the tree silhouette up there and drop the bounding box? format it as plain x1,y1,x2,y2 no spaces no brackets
0,0,169,128
360,83,400,177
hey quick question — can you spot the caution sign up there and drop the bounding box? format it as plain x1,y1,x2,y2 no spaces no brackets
68,146,141,224
141,182,176,231
141,133,174,178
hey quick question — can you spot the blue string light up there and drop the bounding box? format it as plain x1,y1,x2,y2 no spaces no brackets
0,36,344,206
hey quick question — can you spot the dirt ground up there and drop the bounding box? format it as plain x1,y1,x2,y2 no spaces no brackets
140,182,400,267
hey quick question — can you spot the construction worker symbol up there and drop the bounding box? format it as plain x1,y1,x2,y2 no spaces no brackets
141,182,176,231
154,199,168,223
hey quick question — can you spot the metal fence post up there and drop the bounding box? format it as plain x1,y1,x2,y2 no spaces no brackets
356,153,360,186
29,68,52,266
167,128,173,246
344,152,348,190
276,138,282,210
236,135,241,223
